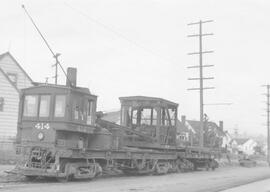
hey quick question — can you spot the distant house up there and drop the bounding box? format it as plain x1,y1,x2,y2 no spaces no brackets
232,138,258,155
176,116,195,146
0,52,33,138
101,111,121,124
177,116,225,148
222,131,233,152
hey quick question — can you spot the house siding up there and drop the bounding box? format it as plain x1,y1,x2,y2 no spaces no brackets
0,54,32,90
0,71,19,137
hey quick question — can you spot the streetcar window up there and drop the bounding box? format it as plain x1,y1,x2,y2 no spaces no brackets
74,104,79,120
152,108,158,126
23,95,38,117
39,95,51,117
161,108,170,126
74,99,83,121
141,108,152,125
130,108,157,126
168,108,176,126
54,95,66,117
86,100,93,125
131,109,139,125
74,105,80,120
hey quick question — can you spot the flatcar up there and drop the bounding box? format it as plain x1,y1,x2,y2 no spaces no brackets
13,67,218,181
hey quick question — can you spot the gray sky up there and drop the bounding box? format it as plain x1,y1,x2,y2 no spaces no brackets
1,0,270,136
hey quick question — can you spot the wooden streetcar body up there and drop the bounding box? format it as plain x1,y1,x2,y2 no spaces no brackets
13,68,218,181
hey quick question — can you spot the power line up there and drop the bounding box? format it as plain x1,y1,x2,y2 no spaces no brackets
63,1,173,64
204,103,233,106
187,20,214,148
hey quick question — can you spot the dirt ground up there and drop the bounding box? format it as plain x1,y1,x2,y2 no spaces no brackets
1,165,270,192
221,178,270,192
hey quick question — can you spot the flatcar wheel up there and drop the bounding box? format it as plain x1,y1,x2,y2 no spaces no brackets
205,163,210,171
155,162,169,175
192,164,197,171
57,174,73,182
25,175,37,181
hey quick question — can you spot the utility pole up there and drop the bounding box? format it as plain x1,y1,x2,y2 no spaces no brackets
187,20,214,148
263,84,270,166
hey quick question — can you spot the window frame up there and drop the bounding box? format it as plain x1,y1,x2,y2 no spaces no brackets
38,94,51,119
7,73,18,87
23,95,39,118
140,108,152,126
129,107,158,127
72,97,84,123
168,108,177,126
161,108,170,126
86,99,94,125
54,95,67,119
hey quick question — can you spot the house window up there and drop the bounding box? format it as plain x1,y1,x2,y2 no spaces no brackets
0,97,4,112
54,95,66,117
7,73,17,86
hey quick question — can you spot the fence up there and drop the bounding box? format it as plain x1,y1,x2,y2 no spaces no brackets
0,136,17,164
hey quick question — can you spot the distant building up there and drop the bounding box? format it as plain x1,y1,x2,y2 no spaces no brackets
176,116,195,146
232,138,258,155
0,52,33,138
101,111,120,124
176,116,225,148
222,131,233,152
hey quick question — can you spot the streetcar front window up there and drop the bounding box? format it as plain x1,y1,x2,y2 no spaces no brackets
54,95,66,117
23,95,38,117
39,95,51,117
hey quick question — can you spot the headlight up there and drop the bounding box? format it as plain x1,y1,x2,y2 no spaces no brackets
38,132,44,140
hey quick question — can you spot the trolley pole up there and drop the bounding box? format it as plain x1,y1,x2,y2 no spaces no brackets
22,5,71,86
187,20,214,148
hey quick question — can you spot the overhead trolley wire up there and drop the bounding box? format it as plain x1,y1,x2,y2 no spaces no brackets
63,1,174,65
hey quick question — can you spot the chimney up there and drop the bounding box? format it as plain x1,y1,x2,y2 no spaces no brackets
181,115,186,125
66,67,77,87
219,121,223,131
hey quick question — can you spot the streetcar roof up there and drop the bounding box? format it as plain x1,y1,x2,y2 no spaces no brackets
119,96,178,107
21,83,94,96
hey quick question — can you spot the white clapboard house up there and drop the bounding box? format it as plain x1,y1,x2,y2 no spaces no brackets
0,52,33,139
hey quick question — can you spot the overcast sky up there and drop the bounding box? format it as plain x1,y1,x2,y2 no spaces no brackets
1,0,270,136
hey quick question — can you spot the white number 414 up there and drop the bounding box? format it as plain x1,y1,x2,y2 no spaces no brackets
35,123,50,130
